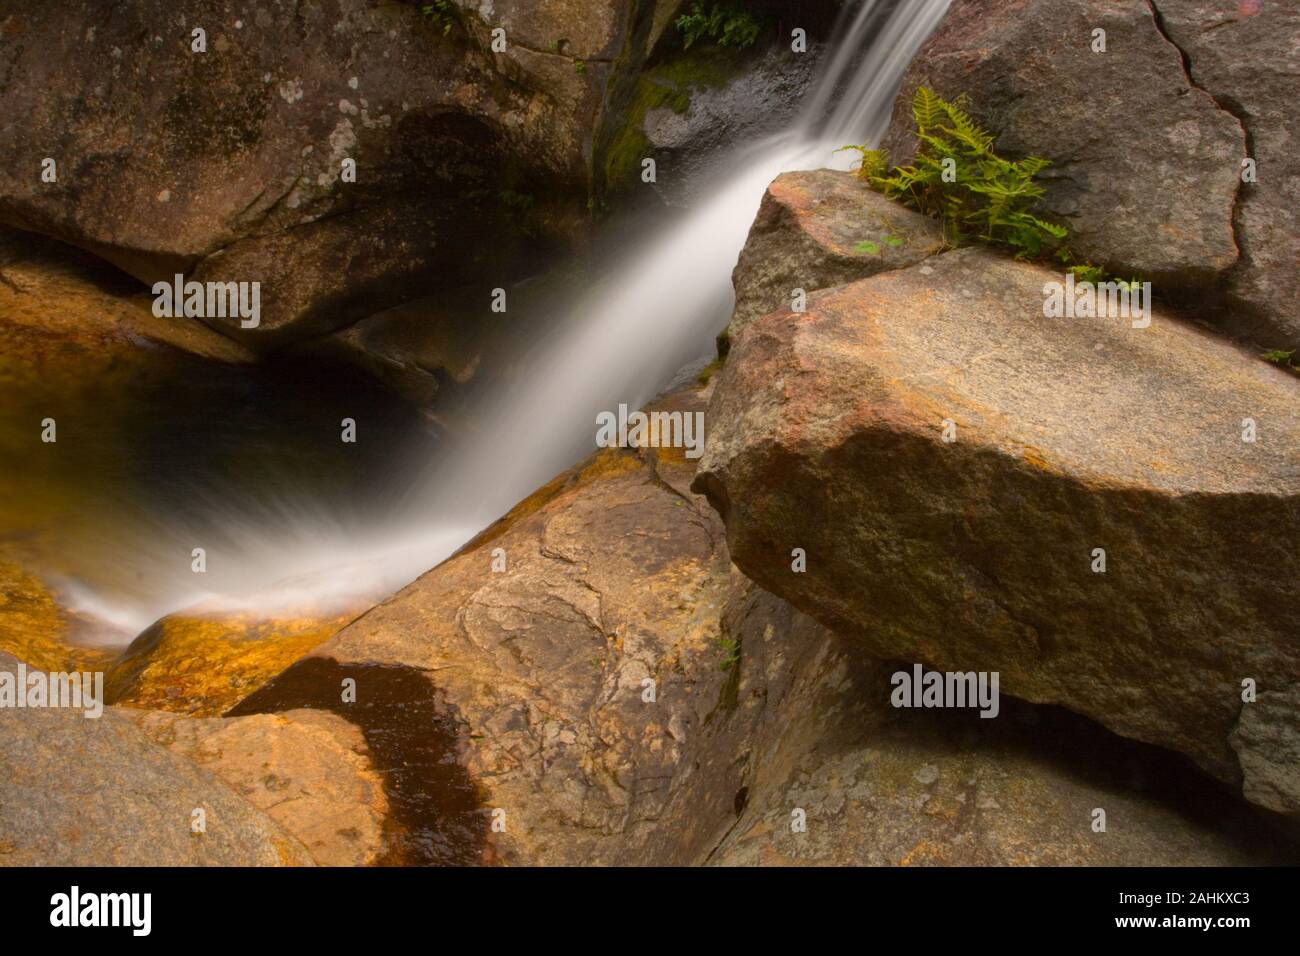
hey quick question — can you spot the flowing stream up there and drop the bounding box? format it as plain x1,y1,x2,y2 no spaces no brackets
12,0,951,637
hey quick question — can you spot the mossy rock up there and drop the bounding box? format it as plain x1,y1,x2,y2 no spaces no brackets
602,45,752,194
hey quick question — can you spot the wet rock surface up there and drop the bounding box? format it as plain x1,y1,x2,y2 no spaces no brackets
0,558,117,674
595,4,844,202
320,295,490,411
105,603,360,717
229,658,488,866
636,45,823,202
694,245,1300,811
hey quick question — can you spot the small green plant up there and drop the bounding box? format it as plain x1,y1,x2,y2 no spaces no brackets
837,145,889,182
497,189,538,236
1067,263,1106,284
1262,349,1299,374
842,88,1067,258
851,234,906,256
717,635,740,672
421,0,458,36
676,3,762,50
497,189,535,211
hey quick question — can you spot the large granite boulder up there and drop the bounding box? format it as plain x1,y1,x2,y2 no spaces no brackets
881,0,1297,347
1151,1,1300,347
0,0,647,345
1,649,389,866
693,246,1300,813
0,651,316,865
227,385,1291,864
234,388,797,865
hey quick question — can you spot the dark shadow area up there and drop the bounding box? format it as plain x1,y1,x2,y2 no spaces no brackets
227,657,488,866
0,227,146,297
124,348,437,529
864,660,1300,861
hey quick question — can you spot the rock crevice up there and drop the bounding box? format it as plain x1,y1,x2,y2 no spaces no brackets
1145,0,1251,270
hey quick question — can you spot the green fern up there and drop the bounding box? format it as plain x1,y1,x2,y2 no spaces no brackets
912,86,945,132
676,3,762,50
843,87,1069,258
835,145,888,181
718,635,741,671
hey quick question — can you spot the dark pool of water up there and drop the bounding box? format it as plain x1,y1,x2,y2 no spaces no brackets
0,322,439,628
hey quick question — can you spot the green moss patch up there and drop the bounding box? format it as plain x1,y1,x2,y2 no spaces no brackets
602,46,749,193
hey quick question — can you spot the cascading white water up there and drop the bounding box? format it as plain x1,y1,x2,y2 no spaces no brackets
57,0,951,634
397,0,954,551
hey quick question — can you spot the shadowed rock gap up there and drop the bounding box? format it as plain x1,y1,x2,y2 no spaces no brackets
714,647,1300,865
227,657,488,866
869,663,1300,855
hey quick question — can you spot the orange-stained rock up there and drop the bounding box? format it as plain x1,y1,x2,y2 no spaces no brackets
0,558,116,674
0,229,254,363
105,604,359,717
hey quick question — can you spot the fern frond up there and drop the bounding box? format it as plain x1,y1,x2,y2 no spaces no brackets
859,87,1067,259
912,86,945,132
1018,156,1052,177
1023,215,1067,240
938,99,993,152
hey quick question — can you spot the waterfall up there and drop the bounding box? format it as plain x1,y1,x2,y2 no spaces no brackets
395,0,954,552
55,0,952,633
